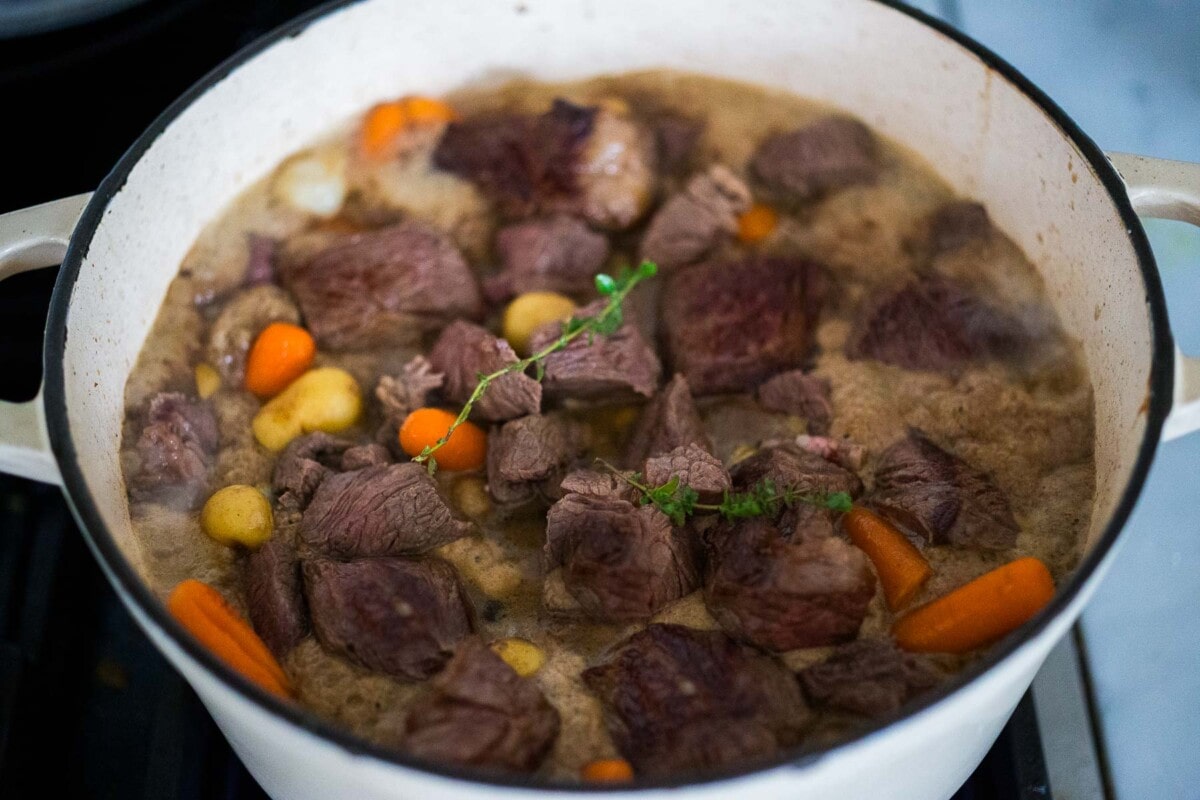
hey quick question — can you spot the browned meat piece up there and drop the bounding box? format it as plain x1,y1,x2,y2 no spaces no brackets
557,468,640,503
243,510,307,658
846,276,1027,374
375,356,444,429
279,221,483,350
428,321,541,422
204,284,301,383
128,393,218,508
572,106,659,230
300,463,472,558
705,518,876,651
623,373,711,466
545,494,698,621
528,303,662,401
582,624,810,776
487,414,586,506
639,165,751,269
643,444,731,504
485,215,610,301
304,557,472,681
653,114,704,176
730,443,863,499
244,234,277,286
927,201,991,253
271,432,353,509
662,256,825,395
750,117,878,201
340,443,391,471
756,370,833,434
872,429,1019,551
799,638,940,717
403,638,560,771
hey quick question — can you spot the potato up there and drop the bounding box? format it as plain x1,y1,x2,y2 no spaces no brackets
490,637,546,677
502,292,577,355
271,148,348,218
252,367,362,452
201,485,273,548
194,362,221,399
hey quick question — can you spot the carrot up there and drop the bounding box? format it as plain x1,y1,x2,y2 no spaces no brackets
399,408,487,471
892,557,1055,654
581,758,634,783
401,96,459,126
843,507,932,611
244,322,316,399
167,579,292,698
360,96,458,160
737,202,779,244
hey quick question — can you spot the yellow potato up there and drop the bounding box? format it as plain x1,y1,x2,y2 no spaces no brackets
490,637,546,677
201,485,273,548
194,363,221,399
502,292,577,355
252,367,362,451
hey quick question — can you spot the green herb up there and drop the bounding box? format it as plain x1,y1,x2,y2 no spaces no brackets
412,261,659,473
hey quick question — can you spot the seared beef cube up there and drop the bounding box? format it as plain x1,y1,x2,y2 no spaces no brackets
486,214,610,301
872,429,1019,551
927,201,991,253
799,638,940,717
557,468,641,503
279,221,483,350
428,321,541,422
705,518,876,651
204,285,301,383
662,256,824,395
623,373,711,465
487,414,586,505
528,303,662,400
403,638,560,771
244,508,308,658
730,443,863,499
846,276,1026,374
340,443,391,471
643,444,731,504
545,494,698,621
582,624,810,776
128,392,218,508
304,557,472,681
375,356,445,428
640,165,751,269
244,234,277,286
300,463,471,558
272,432,353,509
653,114,704,176
756,370,833,434
750,117,878,201
572,106,659,230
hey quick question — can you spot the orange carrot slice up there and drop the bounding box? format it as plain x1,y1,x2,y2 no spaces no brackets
844,507,932,611
244,322,316,399
737,202,779,244
582,758,634,782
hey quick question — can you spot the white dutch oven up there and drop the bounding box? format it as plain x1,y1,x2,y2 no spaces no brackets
1,1,1199,798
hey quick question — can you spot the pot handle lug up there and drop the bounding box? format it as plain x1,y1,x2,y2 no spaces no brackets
1108,152,1200,441
0,193,92,484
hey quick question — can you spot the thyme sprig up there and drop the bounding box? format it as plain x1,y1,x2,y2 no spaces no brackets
413,260,659,473
598,459,853,526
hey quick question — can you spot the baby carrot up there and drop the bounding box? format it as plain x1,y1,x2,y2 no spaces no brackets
360,96,458,160
893,557,1055,654
843,507,932,611
737,202,779,244
582,758,634,783
244,322,316,398
167,579,293,698
399,408,487,471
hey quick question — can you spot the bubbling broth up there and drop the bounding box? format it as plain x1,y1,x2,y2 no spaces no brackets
120,70,1093,782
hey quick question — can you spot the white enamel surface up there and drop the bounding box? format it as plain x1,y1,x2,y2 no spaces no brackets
49,0,1164,798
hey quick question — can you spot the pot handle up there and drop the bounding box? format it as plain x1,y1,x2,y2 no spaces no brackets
1108,152,1200,441
0,193,92,485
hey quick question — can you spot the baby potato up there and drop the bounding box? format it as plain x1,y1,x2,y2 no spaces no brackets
201,485,273,548
271,148,347,218
490,637,546,677
252,367,362,452
502,292,577,355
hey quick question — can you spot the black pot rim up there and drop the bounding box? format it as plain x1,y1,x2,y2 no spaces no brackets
42,0,1174,792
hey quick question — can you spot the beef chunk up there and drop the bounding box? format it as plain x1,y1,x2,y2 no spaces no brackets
428,321,541,422
300,463,471,558
244,234,277,286
872,429,1019,551
485,214,610,301
643,444,731,504
341,443,391,470
528,303,662,400
582,624,809,776
705,518,876,650
730,443,863,499
272,432,353,509
204,285,301,383
375,356,444,430
756,370,833,434
572,106,659,230
927,201,991,253
244,512,308,658
403,638,560,771
623,373,711,466
662,256,825,395
128,393,218,508
557,468,640,503
304,557,472,681
279,221,483,350
799,639,940,717
846,277,1027,374
750,117,878,201
545,494,698,621
640,165,751,269
486,414,586,506
653,114,704,176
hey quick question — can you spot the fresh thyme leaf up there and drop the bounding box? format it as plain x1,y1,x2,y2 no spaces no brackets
594,273,617,295
534,358,546,382
425,456,438,476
